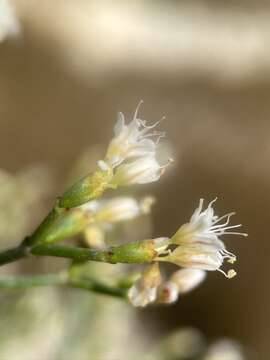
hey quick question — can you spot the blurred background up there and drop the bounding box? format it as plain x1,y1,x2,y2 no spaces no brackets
0,0,269,359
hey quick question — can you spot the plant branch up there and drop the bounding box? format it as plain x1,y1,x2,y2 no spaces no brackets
0,273,126,298
0,240,157,267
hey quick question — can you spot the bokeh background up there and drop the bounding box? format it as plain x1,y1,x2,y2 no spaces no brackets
0,0,269,359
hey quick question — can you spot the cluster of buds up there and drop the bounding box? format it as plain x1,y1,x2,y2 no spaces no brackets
128,263,206,307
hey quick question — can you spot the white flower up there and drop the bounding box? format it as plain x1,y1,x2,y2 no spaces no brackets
157,269,206,304
172,198,247,247
169,198,247,276
80,196,154,224
106,101,165,167
161,243,237,278
170,268,206,294
128,263,162,307
112,156,168,186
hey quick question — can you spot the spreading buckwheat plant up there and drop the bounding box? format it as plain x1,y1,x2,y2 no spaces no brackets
0,104,247,307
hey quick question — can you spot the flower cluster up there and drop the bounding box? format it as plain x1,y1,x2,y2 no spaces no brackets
128,198,247,307
161,198,247,278
100,101,171,187
20,104,246,309
128,264,206,307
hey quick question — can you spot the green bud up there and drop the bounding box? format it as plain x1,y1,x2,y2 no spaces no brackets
59,167,114,208
28,208,89,245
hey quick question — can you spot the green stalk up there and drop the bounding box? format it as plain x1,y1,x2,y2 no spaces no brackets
0,245,27,266
0,240,157,267
0,273,126,298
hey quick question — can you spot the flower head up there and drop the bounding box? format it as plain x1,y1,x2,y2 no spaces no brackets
112,156,170,186
170,268,206,294
80,196,154,224
166,198,247,277
128,263,162,307
172,198,247,248
161,243,237,278
106,101,165,167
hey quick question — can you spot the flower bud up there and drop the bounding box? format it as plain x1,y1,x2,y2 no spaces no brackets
112,156,164,186
59,166,114,208
128,263,162,307
170,268,206,294
84,225,105,249
88,197,141,223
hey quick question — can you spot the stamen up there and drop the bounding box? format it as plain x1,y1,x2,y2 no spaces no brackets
212,212,235,225
220,231,248,236
207,198,218,209
212,224,242,231
218,268,237,278
133,100,144,121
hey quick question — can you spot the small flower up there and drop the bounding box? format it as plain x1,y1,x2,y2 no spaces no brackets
80,196,154,224
105,101,165,167
172,198,247,248
112,156,170,186
160,243,237,278
164,198,247,277
170,268,206,294
128,263,162,307
157,269,206,304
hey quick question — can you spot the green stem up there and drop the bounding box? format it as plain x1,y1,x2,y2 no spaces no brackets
0,273,126,298
30,242,155,264
0,240,156,267
31,244,109,262
0,245,27,266
0,273,66,288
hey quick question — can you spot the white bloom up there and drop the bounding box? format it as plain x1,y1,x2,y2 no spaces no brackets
156,269,206,304
162,243,237,278
80,196,153,224
106,101,165,167
112,156,168,186
128,263,162,307
170,268,206,294
173,198,247,247
170,198,247,276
